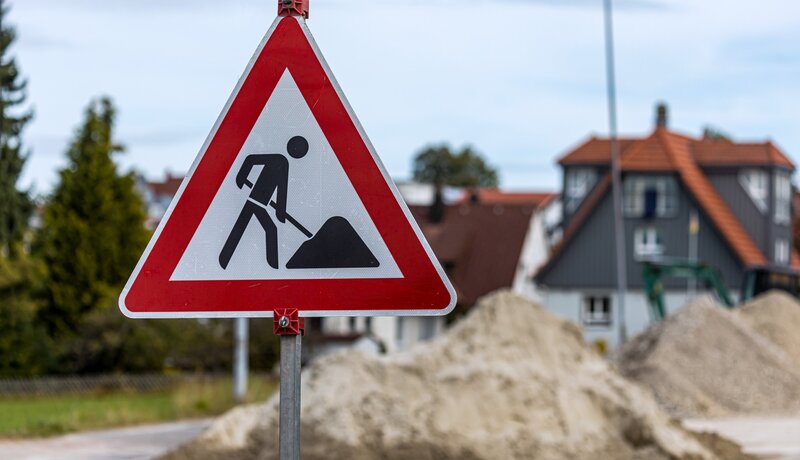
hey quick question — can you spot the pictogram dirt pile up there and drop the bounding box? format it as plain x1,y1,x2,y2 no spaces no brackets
616,293,800,418
163,291,743,460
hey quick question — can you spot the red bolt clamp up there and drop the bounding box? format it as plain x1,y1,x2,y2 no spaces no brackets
273,308,305,336
278,0,309,18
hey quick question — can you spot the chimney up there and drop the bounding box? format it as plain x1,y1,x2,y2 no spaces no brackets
428,186,445,224
655,102,668,129
469,188,480,204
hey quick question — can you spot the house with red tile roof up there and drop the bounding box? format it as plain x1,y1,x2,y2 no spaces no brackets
534,104,798,347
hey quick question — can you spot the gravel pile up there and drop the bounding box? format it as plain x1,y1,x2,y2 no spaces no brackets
163,291,737,460
616,295,800,418
736,290,800,370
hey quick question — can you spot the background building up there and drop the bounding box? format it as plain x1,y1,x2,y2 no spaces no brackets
535,104,799,347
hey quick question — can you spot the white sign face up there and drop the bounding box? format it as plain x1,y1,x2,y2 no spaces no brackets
172,70,402,281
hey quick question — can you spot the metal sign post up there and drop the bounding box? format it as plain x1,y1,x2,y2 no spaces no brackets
274,308,304,460
275,4,306,456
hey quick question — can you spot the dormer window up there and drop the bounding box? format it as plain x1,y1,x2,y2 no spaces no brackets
565,168,597,212
739,169,768,213
774,172,791,225
623,176,677,218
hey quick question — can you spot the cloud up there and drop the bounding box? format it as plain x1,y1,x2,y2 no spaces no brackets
17,30,73,50
721,33,800,66
340,0,669,11
503,0,668,10
124,128,207,147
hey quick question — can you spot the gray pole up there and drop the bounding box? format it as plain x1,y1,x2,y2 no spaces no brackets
603,0,628,344
233,317,249,403
278,318,302,460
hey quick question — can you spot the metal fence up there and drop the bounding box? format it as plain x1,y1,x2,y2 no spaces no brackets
0,373,228,397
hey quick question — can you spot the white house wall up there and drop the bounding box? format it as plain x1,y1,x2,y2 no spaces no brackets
513,198,562,302
512,212,547,301
320,315,443,354
540,288,736,349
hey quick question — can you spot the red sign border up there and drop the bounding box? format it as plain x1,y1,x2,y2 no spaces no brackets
120,17,455,318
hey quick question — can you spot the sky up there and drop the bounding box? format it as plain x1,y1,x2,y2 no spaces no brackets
9,0,800,195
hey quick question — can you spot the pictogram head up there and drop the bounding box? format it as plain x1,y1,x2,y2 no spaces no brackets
287,136,309,159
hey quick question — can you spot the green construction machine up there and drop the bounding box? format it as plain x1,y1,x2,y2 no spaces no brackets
642,257,800,322
642,258,734,322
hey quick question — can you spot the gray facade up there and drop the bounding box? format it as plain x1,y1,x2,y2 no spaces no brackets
707,168,769,259
706,166,794,265
539,175,744,291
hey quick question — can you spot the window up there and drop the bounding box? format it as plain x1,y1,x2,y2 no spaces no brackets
348,317,357,332
774,173,791,225
565,168,597,212
634,227,664,258
739,169,769,213
775,239,790,265
623,176,678,218
365,317,373,334
583,296,612,327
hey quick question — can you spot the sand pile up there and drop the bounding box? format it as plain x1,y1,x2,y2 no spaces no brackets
736,290,800,369
163,291,731,460
616,296,800,418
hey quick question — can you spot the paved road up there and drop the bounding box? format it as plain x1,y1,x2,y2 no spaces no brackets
684,417,800,459
0,419,211,460
7,415,798,460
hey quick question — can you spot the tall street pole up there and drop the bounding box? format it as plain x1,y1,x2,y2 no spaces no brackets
603,0,628,345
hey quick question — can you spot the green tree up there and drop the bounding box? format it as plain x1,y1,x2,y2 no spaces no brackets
0,4,33,256
412,144,499,188
36,97,149,335
0,253,49,376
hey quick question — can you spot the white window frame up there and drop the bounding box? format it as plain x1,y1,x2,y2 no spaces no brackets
623,176,678,218
634,227,665,259
775,238,790,265
582,295,612,327
739,169,769,213
774,172,791,225
565,168,597,212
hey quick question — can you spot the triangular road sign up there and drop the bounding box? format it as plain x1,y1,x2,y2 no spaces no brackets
120,16,456,318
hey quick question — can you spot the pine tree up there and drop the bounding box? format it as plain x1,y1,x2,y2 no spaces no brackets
37,97,148,334
0,253,49,376
0,2,33,256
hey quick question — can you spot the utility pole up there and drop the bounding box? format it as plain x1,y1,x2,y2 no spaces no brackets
603,0,628,344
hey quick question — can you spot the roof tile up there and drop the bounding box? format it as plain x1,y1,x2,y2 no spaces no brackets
560,132,794,170
410,199,539,306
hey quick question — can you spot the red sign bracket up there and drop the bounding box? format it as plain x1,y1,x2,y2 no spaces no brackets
279,0,309,18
